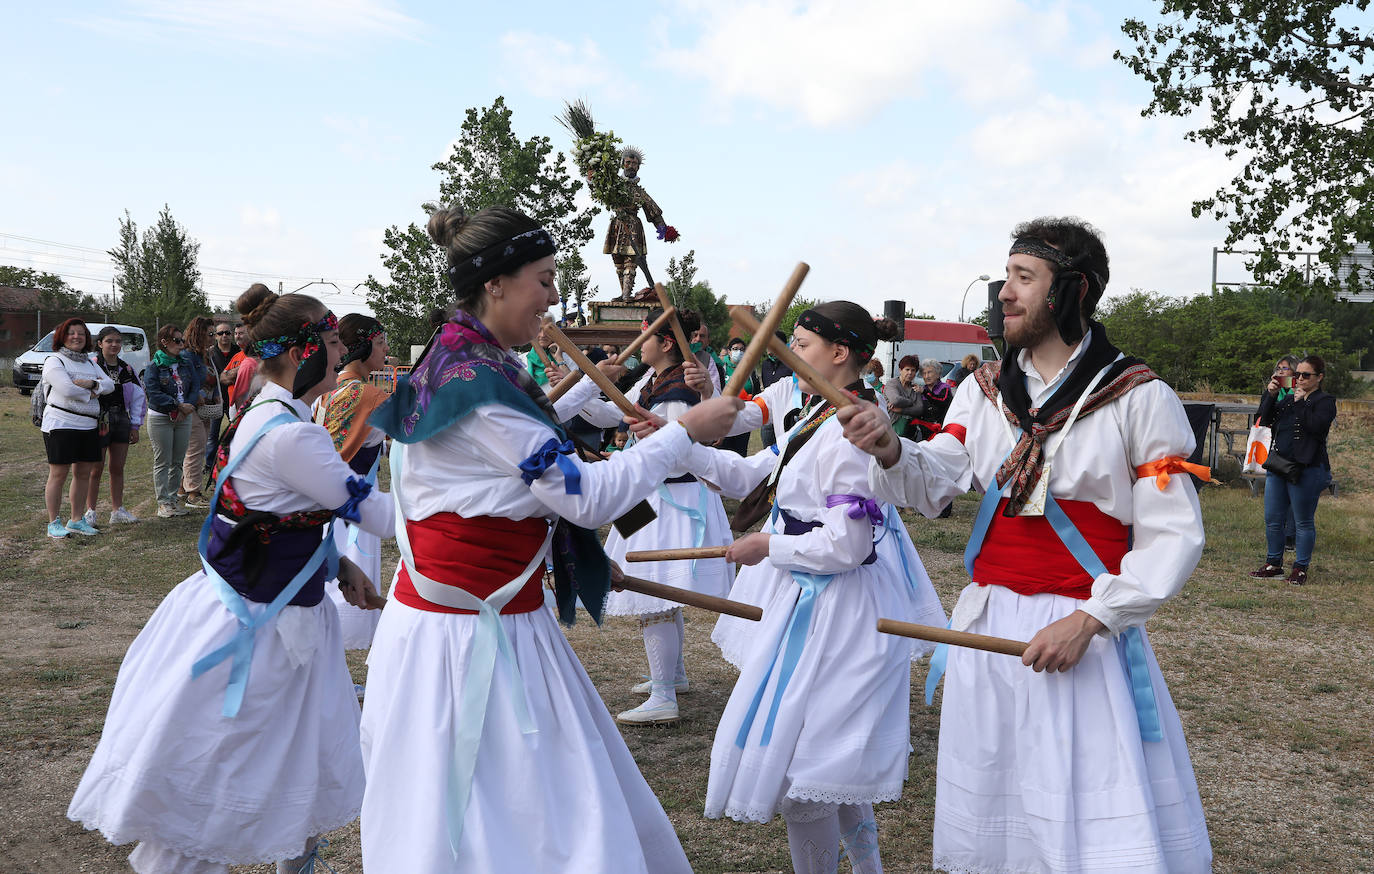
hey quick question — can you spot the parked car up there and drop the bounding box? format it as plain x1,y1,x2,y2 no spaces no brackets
12,323,150,394
876,319,1000,378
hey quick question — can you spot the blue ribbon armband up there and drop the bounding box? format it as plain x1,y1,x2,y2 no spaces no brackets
333,476,373,523
518,437,582,495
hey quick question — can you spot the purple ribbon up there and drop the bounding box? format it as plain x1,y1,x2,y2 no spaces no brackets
826,493,883,525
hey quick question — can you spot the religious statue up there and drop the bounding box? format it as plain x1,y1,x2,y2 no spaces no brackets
559,101,679,300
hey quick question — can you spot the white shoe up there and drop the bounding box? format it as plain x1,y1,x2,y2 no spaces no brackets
82,509,98,528
109,507,139,524
171,499,190,516
616,699,680,725
157,502,176,519
631,677,689,695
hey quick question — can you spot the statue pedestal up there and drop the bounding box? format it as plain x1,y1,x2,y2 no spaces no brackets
589,300,655,326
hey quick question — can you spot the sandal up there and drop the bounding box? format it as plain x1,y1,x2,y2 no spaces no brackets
1248,563,1284,579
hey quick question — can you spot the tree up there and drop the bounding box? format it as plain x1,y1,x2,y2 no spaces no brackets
0,266,103,312
1118,3,1373,297
778,297,821,338
109,205,208,333
663,250,732,343
364,97,598,352
556,251,597,325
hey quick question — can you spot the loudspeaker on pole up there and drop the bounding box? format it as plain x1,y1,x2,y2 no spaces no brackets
985,281,1006,339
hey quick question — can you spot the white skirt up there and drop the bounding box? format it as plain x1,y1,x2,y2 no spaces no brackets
933,584,1212,874
603,479,734,616
326,520,384,650
359,598,692,873
705,530,947,823
68,571,364,866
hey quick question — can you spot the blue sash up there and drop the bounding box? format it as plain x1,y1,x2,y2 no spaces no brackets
190,410,340,719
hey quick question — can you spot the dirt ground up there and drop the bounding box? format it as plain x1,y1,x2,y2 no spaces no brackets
1,385,1371,873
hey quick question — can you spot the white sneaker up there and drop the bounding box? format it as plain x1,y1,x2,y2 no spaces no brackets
82,509,98,528
109,507,139,524
615,699,680,725
171,499,190,517
631,677,689,695
157,503,176,519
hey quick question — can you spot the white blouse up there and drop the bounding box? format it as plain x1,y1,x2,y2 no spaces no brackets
41,352,114,432
227,382,393,538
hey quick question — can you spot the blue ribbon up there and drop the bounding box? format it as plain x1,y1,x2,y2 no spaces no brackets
656,482,711,575
735,571,834,748
333,476,373,523
344,450,382,558
924,625,951,706
517,437,581,494
189,411,341,719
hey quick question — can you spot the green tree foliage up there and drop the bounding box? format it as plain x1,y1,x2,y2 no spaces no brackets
778,297,821,338
0,266,103,312
108,205,208,333
364,97,597,352
1098,288,1356,394
663,250,732,344
1118,2,1373,297
556,250,597,325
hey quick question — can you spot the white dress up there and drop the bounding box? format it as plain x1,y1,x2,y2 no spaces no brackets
67,382,394,871
678,412,947,823
577,366,734,615
867,338,1213,874
359,402,697,873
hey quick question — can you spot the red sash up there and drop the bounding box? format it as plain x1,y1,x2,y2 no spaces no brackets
972,498,1128,599
394,513,548,615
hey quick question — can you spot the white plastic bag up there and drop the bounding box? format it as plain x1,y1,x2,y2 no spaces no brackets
1242,422,1271,474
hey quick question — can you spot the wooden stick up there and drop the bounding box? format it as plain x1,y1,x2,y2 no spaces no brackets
546,308,675,404
654,283,696,371
530,340,560,373
625,546,730,562
730,308,893,448
876,618,1028,658
618,574,762,621
542,320,641,418
722,262,810,398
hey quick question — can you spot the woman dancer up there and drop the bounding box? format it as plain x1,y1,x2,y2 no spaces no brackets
313,313,393,653
360,205,742,872
670,302,948,874
575,307,734,725
69,287,390,874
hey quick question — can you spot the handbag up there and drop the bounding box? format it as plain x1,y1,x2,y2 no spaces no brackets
1242,422,1271,474
1262,439,1304,484
198,401,224,421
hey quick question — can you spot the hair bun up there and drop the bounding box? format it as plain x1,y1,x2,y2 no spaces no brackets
427,207,471,248
236,283,279,328
873,316,902,343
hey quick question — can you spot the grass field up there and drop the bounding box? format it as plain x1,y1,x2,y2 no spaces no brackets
1,383,1370,873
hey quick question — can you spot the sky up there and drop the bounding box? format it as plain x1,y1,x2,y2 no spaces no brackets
1,0,1260,323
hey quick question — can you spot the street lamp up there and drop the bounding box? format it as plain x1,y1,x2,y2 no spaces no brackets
960,274,992,322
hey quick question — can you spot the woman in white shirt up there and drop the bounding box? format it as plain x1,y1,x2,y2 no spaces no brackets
40,318,114,538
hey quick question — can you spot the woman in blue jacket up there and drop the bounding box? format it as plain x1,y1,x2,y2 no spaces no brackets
1249,354,1337,585
142,325,196,518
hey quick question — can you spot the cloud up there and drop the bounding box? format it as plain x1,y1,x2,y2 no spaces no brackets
72,0,421,50
239,204,281,230
658,0,1057,126
498,32,613,99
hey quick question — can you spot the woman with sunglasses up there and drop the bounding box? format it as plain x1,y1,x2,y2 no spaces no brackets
1249,354,1337,584
143,325,196,518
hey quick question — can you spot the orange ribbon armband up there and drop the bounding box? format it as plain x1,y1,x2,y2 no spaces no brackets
1136,456,1211,490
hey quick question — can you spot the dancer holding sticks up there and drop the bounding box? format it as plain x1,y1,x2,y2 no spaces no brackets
570,306,735,725
359,205,742,873
839,217,1212,874
638,301,947,874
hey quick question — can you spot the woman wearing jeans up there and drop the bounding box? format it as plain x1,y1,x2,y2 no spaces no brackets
1249,354,1337,585
142,325,195,518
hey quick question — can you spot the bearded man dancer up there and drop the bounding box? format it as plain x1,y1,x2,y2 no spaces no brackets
838,217,1212,873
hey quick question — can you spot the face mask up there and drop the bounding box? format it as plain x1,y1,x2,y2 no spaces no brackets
864,373,879,388
729,349,743,363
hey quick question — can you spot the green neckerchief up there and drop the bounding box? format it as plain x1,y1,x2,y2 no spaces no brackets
152,348,180,368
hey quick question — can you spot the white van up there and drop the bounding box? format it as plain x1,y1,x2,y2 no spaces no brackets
12,323,150,394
